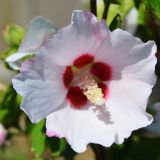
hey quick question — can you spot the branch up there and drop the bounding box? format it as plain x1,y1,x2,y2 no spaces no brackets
102,0,110,20
90,0,97,16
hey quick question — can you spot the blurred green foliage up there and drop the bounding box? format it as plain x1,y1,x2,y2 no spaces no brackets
3,25,25,47
145,0,160,20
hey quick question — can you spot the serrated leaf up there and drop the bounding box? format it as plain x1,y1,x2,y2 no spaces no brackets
30,120,46,156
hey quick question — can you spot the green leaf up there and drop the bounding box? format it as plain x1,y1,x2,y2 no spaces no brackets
134,0,142,8
1,84,21,128
109,13,121,30
0,86,6,103
62,144,76,160
3,25,25,47
107,0,134,25
138,3,148,25
110,0,121,4
145,0,160,20
47,137,67,157
30,120,46,157
0,47,18,71
0,109,8,121
0,47,18,61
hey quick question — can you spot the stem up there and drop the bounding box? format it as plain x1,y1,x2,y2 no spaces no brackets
90,0,97,16
91,144,109,160
102,0,110,20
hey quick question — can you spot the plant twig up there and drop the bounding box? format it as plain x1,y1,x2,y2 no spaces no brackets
102,0,110,20
90,0,97,16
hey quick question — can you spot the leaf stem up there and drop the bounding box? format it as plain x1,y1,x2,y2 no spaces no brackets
102,0,110,20
90,0,97,16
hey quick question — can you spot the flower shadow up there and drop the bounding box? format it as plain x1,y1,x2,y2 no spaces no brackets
92,105,113,125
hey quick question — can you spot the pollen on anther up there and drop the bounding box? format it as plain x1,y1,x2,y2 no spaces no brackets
98,82,108,98
83,83,105,105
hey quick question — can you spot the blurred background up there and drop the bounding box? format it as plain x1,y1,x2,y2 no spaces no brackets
0,0,85,84
0,0,160,160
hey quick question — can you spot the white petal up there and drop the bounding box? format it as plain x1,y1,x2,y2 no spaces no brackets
19,16,57,53
145,102,160,136
6,16,57,70
5,52,33,70
105,79,153,143
122,41,157,85
46,79,153,152
12,50,67,123
46,103,116,153
41,10,109,66
95,29,157,85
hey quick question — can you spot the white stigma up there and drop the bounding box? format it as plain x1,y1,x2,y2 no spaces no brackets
80,74,105,105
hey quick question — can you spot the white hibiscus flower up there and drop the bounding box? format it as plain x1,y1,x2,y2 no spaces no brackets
12,10,157,152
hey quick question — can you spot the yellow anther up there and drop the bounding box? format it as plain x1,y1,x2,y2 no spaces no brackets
80,75,105,105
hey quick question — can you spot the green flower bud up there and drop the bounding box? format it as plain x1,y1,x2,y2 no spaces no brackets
3,25,25,47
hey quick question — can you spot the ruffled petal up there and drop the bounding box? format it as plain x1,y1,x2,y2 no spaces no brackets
95,29,157,84
19,16,57,53
122,41,157,85
46,103,116,153
41,10,109,66
46,79,153,152
12,49,67,123
145,102,160,137
5,52,33,70
105,79,153,143
6,16,57,70
94,29,156,141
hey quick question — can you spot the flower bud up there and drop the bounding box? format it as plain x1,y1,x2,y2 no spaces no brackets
0,124,7,145
3,25,25,47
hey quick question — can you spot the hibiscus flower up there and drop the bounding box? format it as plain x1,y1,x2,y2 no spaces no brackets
11,10,157,152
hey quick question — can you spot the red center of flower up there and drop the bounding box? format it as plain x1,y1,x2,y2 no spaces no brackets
66,86,88,109
73,54,94,68
63,53,112,109
90,62,112,81
63,66,74,88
